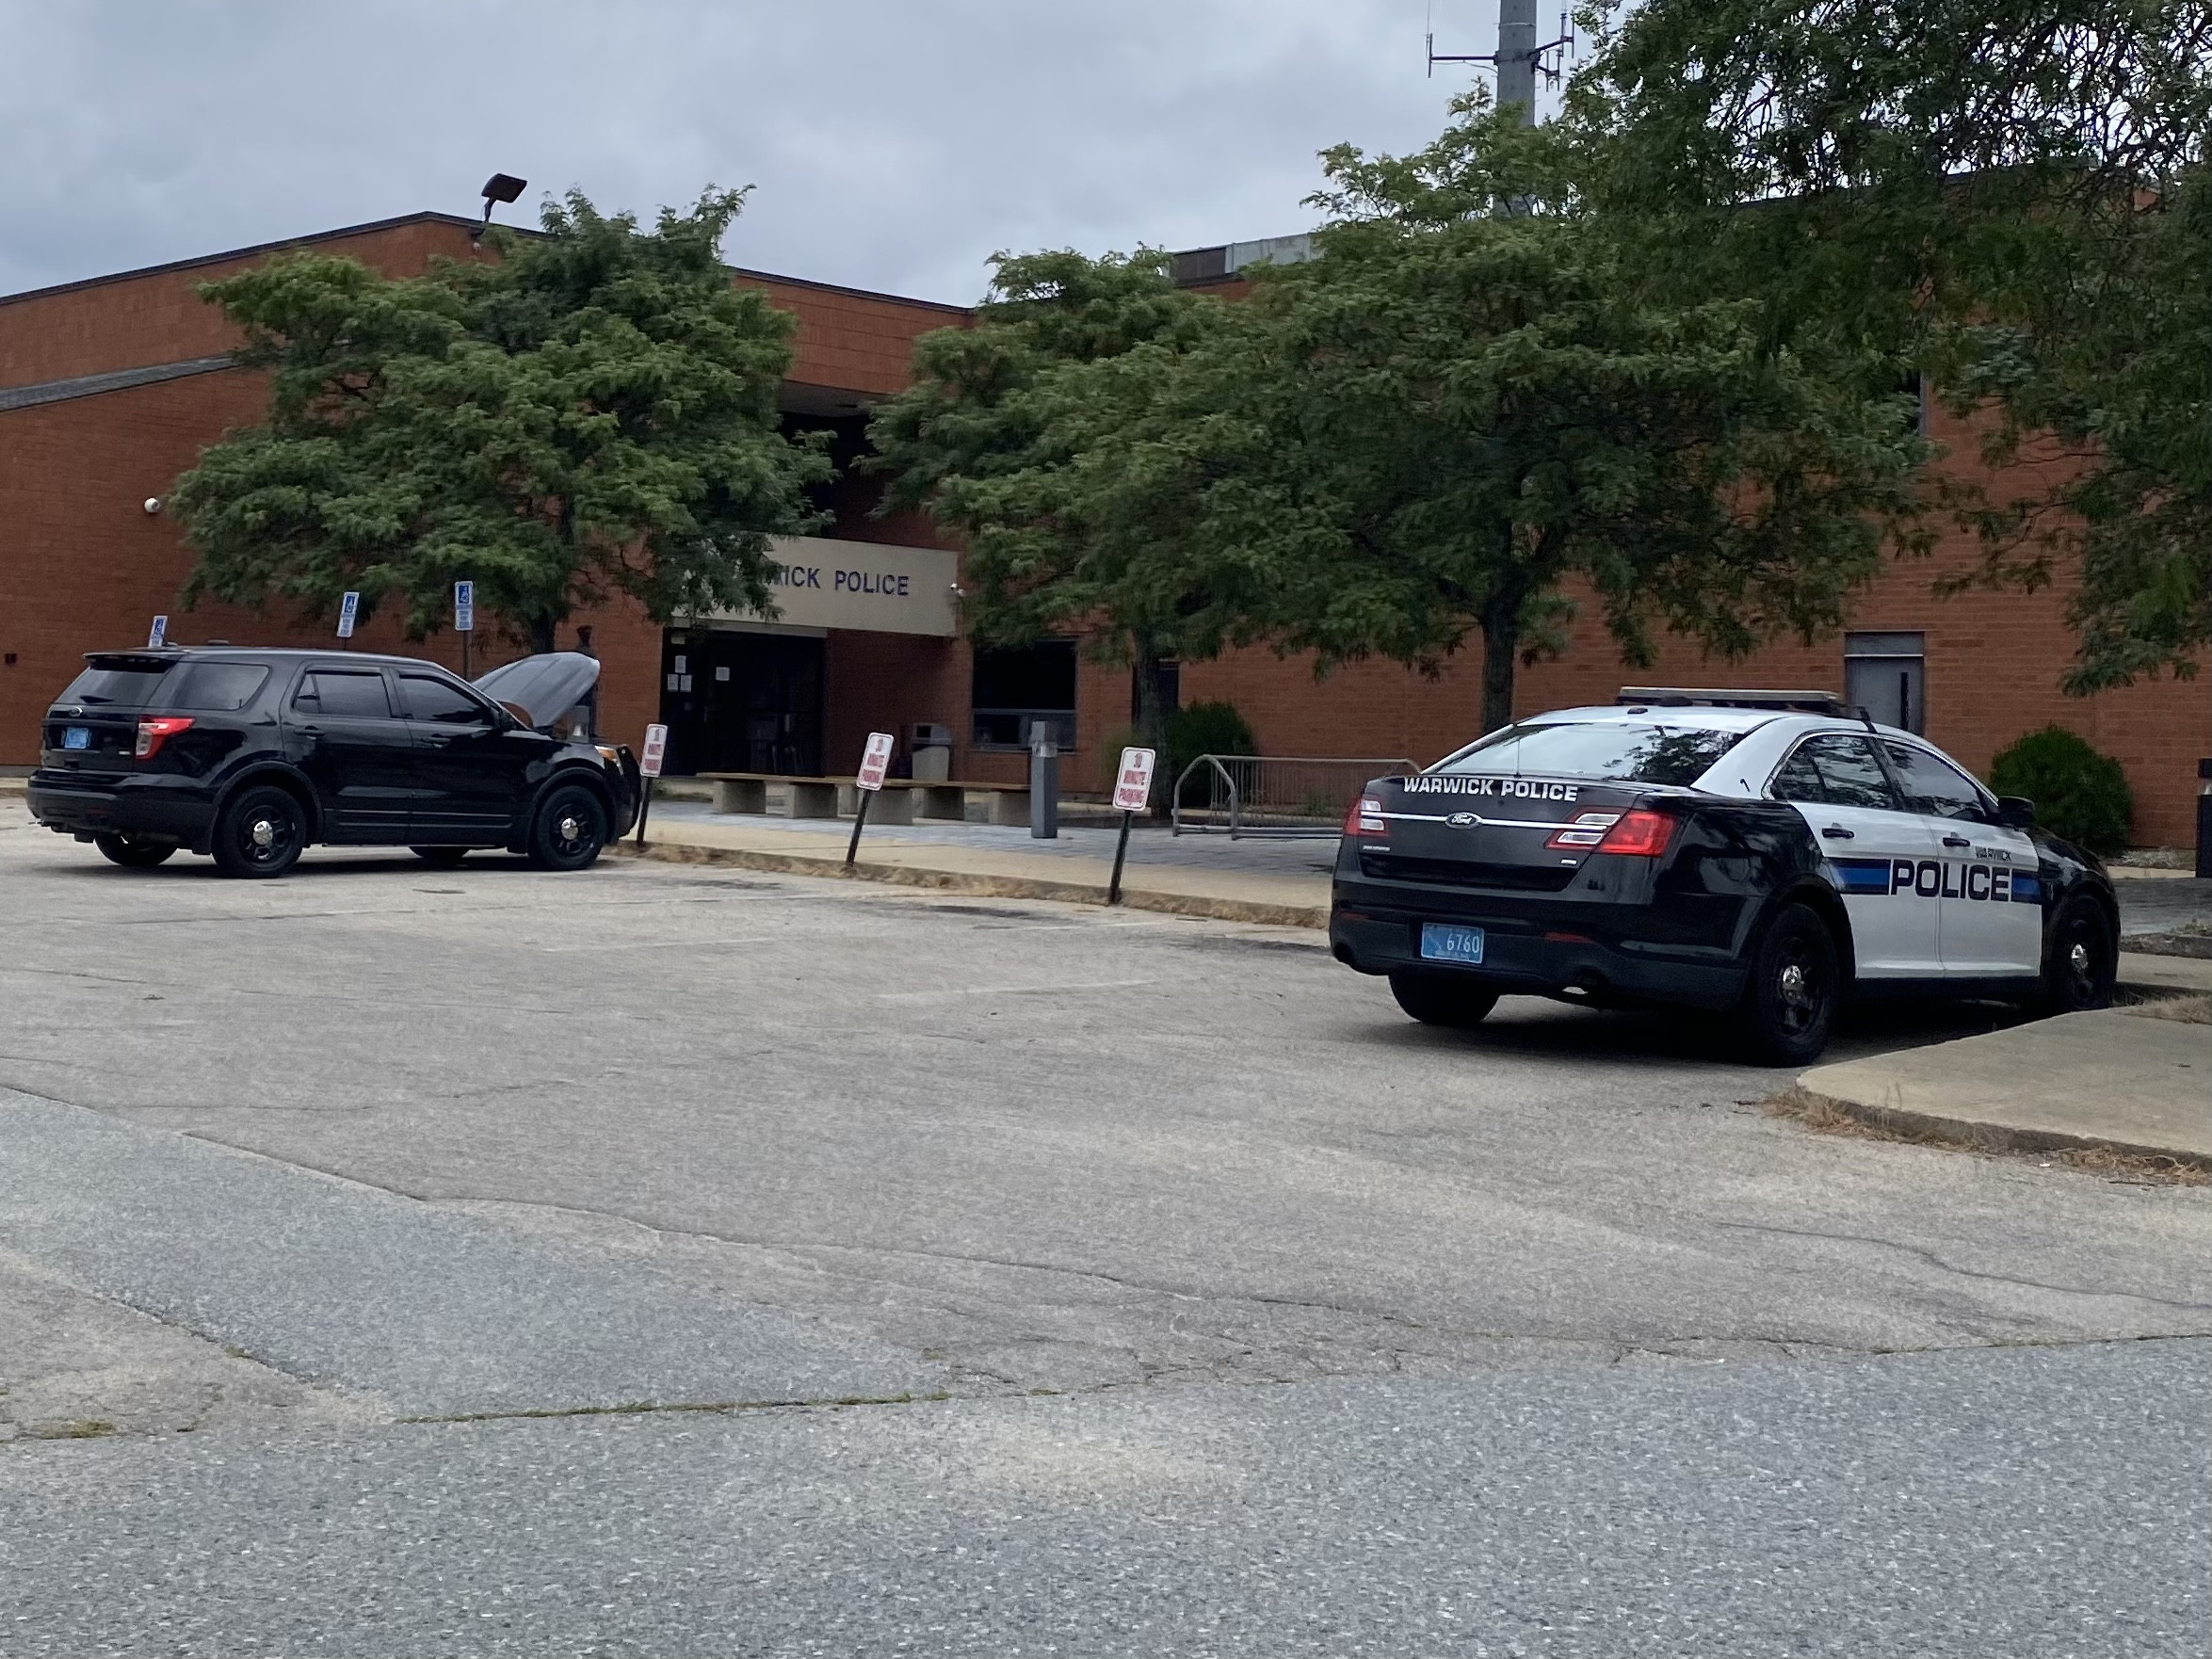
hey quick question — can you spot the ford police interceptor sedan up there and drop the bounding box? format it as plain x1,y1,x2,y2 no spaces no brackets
27,647,638,878
1328,690,2120,1065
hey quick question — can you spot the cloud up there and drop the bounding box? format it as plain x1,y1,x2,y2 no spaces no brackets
0,0,1517,306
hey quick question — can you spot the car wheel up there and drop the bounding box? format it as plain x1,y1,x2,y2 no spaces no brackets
410,846,470,866
526,783,606,872
1736,902,1841,1067
211,784,306,878
94,833,176,869
2040,894,2116,1014
1388,972,1500,1028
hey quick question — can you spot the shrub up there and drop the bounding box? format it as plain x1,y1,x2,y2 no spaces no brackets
1988,726,2134,855
1167,700,1257,805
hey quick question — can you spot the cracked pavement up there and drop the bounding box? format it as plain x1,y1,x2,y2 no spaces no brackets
2,803,2207,1653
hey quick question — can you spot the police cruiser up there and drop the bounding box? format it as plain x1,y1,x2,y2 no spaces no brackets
1328,688,2120,1065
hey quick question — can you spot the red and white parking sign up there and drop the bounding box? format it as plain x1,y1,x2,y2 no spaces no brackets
1112,747,1157,813
638,723,669,779
857,731,896,792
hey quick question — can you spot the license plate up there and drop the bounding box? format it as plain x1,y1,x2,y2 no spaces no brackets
62,727,90,750
1419,923,1486,965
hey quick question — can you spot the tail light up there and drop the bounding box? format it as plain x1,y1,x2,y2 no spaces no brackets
1592,808,1676,858
134,716,194,759
1545,811,1622,850
1342,796,1386,838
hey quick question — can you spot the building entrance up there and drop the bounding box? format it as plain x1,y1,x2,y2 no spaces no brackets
660,627,824,777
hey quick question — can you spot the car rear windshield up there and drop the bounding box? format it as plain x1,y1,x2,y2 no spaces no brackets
1434,721,1746,786
58,657,176,707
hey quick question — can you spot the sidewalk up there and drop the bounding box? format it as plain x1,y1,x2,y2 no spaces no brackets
1792,953,2212,1168
615,798,1336,926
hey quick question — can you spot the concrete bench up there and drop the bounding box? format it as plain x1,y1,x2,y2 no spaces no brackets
698,772,843,820
701,773,1035,827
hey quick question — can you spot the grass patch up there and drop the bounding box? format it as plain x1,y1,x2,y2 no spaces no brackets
26,1419,116,1441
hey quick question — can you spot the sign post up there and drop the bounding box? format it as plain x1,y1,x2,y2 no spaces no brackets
634,722,669,847
1107,746,1156,906
335,590,360,645
146,615,168,649
453,580,475,678
847,731,896,866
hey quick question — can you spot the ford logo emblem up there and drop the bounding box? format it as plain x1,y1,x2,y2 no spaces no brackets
1446,812,1481,828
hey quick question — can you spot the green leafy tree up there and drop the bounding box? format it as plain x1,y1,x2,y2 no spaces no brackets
868,250,1233,755
171,188,831,654
1569,0,2212,688
1139,103,1933,732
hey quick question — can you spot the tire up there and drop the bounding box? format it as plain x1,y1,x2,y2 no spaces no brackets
409,846,470,866
2040,894,2116,1014
525,783,607,872
1388,971,1500,1028
1735,902,1842,1067
94,833,176,869
211,784,307,878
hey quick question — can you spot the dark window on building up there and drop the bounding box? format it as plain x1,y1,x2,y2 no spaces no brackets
972,640,1076,749
1845,632,1926,733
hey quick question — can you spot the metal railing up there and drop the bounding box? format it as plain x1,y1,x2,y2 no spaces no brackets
1171,754,1416,838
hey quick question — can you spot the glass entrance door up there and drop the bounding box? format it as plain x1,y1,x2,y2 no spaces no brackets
660,629,824,777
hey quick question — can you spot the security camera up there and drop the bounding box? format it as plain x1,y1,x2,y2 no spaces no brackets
143,497,163,515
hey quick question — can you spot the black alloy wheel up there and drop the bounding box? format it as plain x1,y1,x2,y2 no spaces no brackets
211,785,306,878
94,833,177,869
409,846,470,866
526,783,607,872
2041,895,2117,1014
1388,971,1501,1028
1736,902,1841,1067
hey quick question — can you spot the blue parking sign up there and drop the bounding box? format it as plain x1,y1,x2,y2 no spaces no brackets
336,591,360,639
454,580,475,633
147,614,168,648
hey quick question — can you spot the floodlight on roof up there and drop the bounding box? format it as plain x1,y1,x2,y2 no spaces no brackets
474,172,528,240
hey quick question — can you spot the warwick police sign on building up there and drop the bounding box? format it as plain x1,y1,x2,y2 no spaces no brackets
709,535,960,637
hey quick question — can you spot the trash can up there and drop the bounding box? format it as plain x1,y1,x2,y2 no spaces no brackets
911,722,954,784
1029,723,1059,840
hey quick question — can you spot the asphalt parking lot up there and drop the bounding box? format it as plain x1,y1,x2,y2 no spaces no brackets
3,806,2208,1654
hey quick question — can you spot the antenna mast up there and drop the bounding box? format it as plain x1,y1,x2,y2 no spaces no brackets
1427,1,1575,123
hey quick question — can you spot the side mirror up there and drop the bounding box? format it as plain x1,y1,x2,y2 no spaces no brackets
1995,795,2036,830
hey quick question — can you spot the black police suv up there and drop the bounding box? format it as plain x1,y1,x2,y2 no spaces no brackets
1328,690,2120,1065
27,648,638,878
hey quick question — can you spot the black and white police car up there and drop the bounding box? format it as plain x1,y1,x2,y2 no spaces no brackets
1328,688,2120,1065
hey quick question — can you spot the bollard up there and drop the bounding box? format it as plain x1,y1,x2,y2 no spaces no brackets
2197,758,2211,879
1029,726,1059,840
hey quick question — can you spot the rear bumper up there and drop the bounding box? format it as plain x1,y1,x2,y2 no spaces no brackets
26,771,217,846
1329,877,1747,1012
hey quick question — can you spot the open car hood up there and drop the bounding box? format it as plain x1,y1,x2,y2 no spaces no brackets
474,652,600,732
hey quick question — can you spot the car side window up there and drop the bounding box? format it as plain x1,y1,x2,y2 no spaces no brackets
292,670,393,719
398,673,494,726
1772,734,1898,812
1882,740,1990,821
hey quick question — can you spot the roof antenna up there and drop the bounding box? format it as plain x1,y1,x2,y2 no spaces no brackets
473,173,527,242
1857,704,1880,734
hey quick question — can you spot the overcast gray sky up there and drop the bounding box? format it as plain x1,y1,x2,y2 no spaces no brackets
2,1,1538,306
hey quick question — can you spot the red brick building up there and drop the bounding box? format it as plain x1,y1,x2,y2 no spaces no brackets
2,215,2204,843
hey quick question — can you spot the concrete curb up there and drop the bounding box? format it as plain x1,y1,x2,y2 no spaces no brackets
605,838,1330,931
1779,1071,2209,1173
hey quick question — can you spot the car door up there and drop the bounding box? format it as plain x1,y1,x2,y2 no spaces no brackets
395,669,538,841
1879,737,2042,977
1768,732,1945,978
285,666,415,841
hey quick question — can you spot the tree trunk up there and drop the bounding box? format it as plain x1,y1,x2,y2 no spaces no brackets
528,614,557,656
1130,628,1176,818
1479,602,1519,736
